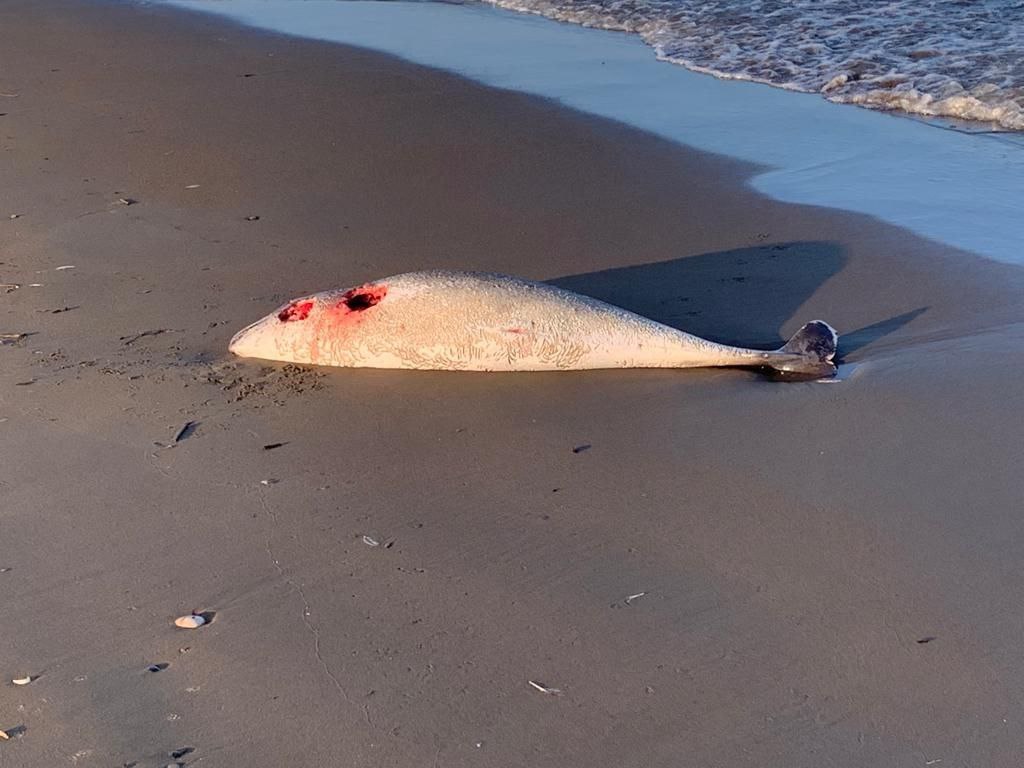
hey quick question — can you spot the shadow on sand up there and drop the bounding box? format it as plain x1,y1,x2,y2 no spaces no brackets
549,242,845,348
550,242,928,359
839,308,929,357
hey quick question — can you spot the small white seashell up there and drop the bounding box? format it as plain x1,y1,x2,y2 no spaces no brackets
362,535,379,547
174,614,206,629
0,729,8,740
11,676,31,686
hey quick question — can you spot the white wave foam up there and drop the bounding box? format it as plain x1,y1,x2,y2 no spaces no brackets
481,0,1024,130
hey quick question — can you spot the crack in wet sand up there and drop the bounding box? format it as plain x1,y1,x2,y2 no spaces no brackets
258,490,351,703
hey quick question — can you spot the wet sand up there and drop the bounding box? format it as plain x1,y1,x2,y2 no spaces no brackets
2,1,1023,765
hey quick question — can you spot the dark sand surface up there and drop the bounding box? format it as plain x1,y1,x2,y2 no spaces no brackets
2,1,1023,765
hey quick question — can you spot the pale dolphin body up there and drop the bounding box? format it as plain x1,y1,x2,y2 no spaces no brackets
229,271,838,377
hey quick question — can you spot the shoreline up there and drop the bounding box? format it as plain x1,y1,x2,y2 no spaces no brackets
163,0,1024,267
2,1,1024,766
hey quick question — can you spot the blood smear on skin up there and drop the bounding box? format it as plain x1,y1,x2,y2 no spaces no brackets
334,284,388,315
278,300,314,322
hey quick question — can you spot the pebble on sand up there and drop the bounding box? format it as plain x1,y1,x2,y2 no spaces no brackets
174,614,206,629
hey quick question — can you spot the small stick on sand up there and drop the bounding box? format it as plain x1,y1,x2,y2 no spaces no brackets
528,680,562,695
120,328,174,345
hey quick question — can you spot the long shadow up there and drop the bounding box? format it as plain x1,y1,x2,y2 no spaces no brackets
839,308,928,357
549,242,845,348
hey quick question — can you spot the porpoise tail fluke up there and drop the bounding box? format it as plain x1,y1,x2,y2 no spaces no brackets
767,321,839,379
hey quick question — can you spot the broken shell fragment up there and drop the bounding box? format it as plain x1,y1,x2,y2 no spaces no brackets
174,614,206,629
0,729,8,740
11,676,31,686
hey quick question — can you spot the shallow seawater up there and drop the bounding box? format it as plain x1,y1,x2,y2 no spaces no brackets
480,0,1024,132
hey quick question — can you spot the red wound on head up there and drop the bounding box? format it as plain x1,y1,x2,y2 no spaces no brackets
278,300,314,322
338,284,387,313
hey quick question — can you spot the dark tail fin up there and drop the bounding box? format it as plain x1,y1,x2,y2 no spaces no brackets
767,321,838,378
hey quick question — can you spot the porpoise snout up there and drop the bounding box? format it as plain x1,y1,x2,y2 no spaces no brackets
228,317,265,357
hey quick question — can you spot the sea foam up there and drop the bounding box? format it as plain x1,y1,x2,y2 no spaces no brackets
483,0,1024,131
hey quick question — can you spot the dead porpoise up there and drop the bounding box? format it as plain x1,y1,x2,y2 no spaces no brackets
229,271,838,377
